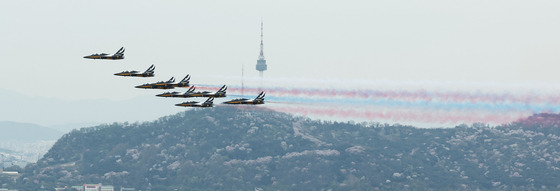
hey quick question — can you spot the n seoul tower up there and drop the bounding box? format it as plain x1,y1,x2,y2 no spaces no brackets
255,21,267,77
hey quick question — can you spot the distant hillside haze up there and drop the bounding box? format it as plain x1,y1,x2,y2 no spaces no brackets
0,121,63,142
0,147,16,154
8,108,560,190
0,88,183,127
49,122,101,134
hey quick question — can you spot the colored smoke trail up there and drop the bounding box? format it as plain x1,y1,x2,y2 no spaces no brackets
266,105,530,125
264,96,560,113
194,82,560,126
197,84,560,105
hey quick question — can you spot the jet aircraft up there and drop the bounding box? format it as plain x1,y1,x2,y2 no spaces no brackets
175,97,214,107
223,91,265,105
114,64,155,77
135,77,176,89
155,90,183,98
156,86,194,97
135,75,190,89
83,47,125,60
156,85,227,98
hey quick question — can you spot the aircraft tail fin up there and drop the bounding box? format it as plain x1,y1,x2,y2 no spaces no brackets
144,64,156,73
255,91,265,100
145,64,155,73
115,47,125,55
187,86,195,93
181,75,190,83
203,97,214,106
168,77,175,83
218,85,227,93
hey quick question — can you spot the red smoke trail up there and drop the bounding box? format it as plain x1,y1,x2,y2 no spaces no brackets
267,105,530,125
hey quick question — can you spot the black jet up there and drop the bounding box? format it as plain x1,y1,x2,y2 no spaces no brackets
175,97,214,107
156,85,227,98
135,77,176,89
155,90,184,98
135,75,190,89
84,47,125,60
184,85,227,98
223,91,265,105
156,86,194,97
114,64,155,77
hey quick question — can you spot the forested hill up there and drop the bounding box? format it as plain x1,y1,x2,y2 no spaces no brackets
11,108,560,190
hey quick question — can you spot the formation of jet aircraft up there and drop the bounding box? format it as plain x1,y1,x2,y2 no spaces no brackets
223,92,265,105
175,97,214,107
156,85,227,98
83,47,266,108
114,64,155,77
84,47,125,60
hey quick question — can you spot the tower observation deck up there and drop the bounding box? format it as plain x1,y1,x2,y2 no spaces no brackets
256,21,267,77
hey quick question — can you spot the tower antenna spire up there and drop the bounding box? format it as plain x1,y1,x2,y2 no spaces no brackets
256,19,267,77
242,64,244,96
258,20,264,60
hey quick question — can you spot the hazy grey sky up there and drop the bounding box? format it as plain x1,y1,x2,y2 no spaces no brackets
2,0,560,127
2,0,560,101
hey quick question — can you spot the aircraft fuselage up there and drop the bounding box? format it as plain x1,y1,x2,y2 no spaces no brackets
135,84,174,89
171,83,190,88
223,100,264,105
114,72,154,77
83,55,124,60
175,102,212,107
